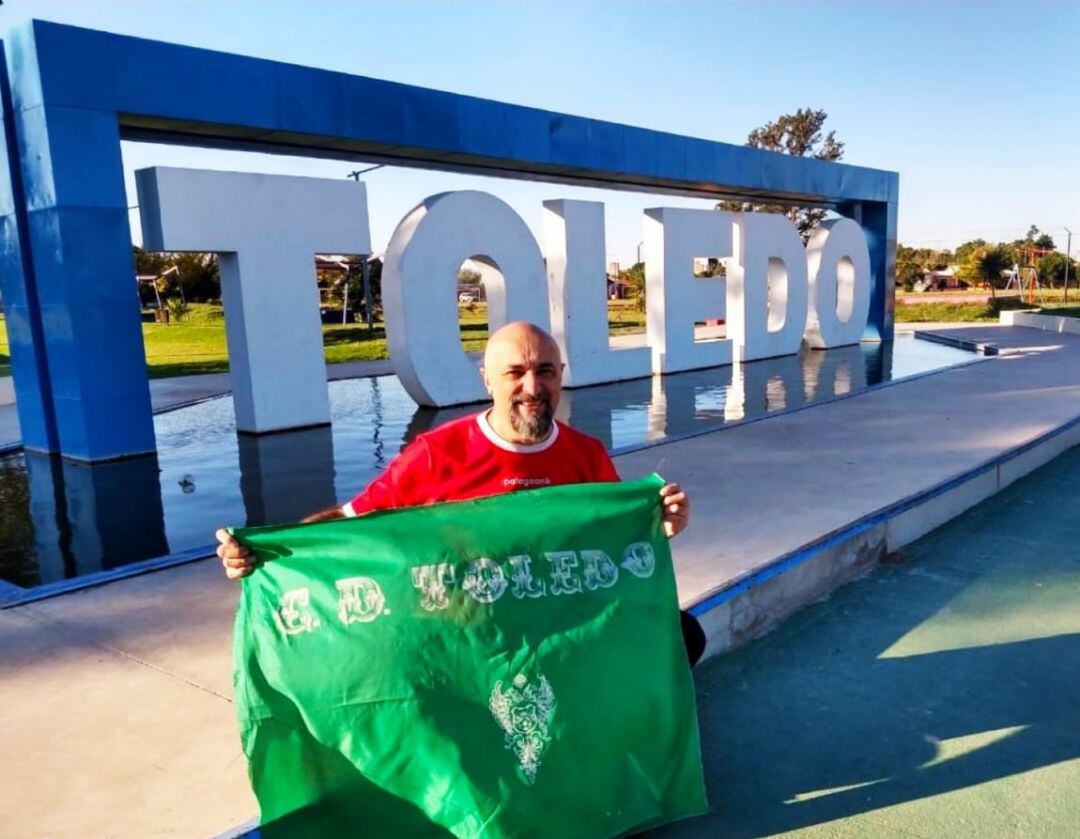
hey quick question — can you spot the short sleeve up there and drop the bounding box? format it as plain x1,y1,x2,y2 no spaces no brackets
343,438,433,516
590,440,620,483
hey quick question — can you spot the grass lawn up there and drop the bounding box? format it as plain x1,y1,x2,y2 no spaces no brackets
10,293,1080,376
0,301,648,379
896,287,1080,323
894,295,1080,323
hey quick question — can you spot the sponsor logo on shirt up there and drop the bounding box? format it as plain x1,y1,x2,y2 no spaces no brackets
503,477,552,489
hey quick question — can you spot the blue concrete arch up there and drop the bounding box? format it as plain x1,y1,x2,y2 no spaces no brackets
0,20,897,461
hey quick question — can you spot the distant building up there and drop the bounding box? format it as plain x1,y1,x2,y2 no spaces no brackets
918,265,966,291
607,274,634,300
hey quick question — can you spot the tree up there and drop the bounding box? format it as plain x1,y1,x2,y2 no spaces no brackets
896,259,922,292
1037,251,1069,287
132,247,221,302
457,267,482,285
620,262,646,313
717,108,845,240
170,252,220,301
342,256,383,320
957,244,1010,298
896,244,956,291
954,239,988,267
1019,224,1055,253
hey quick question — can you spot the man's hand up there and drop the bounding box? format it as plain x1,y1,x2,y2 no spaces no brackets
216,527,255,580
659,483,690,539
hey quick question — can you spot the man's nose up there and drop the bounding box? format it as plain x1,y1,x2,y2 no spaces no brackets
521,370,542,395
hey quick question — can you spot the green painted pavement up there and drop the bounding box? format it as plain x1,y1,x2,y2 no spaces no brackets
662,446,1080,838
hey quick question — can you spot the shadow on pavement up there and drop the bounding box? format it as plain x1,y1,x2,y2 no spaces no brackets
660,446,1080,837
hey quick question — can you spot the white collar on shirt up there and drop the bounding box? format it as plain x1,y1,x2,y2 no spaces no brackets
477,410,560,453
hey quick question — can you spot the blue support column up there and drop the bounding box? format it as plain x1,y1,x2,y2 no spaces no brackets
4,24,155,460
0,40,57,452
840,199,898,343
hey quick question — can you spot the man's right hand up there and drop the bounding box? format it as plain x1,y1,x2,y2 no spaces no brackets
216,528,255,580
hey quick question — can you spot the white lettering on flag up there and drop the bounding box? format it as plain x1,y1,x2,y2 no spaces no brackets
621,542,656,578
580,549,619,590
411,563,457,611
336,577,386,624
507,554,546,599
273,587,321,636
463,557,509,603
545,551,583,595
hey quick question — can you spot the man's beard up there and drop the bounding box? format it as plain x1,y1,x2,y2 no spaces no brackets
509,395,554,441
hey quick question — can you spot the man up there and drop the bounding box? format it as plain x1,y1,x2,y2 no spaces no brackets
217,321,702,660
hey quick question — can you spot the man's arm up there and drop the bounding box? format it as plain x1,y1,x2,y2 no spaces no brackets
219,437,433,580
216,505,345,580
302,506,346,523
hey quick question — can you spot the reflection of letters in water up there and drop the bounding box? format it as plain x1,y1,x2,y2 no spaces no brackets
273,543,657,634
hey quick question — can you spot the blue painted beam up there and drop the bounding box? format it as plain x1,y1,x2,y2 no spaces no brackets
27,20,897,206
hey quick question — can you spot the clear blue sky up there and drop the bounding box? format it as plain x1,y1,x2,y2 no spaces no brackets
5,0,1079,262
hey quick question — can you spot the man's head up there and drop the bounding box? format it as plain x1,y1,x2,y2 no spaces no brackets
481,322,564,444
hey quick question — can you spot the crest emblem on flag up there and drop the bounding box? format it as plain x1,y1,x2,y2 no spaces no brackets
490,673,557,784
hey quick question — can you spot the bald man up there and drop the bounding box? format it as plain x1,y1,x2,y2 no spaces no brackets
218,323,696,655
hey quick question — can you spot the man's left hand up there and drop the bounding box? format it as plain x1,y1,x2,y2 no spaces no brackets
659,483,690,539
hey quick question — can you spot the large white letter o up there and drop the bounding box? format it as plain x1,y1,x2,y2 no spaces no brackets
383,191,550,406
805,219,872,348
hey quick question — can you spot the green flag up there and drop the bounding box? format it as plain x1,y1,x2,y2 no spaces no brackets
232,474,707,838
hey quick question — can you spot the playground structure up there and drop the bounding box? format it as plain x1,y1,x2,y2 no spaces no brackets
1003,245,1054,305
136,265,185,322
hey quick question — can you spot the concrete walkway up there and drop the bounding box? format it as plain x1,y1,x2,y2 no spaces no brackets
2,323,1080,837
657,444,1080,838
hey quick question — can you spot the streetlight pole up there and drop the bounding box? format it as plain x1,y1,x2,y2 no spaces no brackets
1065,227,1072,303
347,166,385,330
361,255,374,331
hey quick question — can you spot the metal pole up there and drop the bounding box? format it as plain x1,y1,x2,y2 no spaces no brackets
1065,228,1072,303
342,268,349,325
361,255,374,330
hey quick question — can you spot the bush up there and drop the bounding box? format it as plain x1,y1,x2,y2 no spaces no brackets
166,298,189,323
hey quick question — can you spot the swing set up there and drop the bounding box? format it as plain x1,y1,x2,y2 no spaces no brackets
1002,246,1054,306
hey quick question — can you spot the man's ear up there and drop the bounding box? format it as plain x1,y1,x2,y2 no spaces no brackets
480,366,491,394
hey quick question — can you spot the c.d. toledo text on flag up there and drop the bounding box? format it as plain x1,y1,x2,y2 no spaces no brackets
232,474,707,838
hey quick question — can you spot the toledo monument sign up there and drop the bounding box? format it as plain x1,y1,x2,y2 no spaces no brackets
0,21,897,461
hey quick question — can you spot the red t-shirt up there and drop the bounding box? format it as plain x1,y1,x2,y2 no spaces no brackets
343,411,619,516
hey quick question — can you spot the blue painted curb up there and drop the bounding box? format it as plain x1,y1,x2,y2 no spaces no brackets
687,409,1080,617
0,544,216,609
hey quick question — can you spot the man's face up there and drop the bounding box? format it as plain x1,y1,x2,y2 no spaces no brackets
483,331,563,443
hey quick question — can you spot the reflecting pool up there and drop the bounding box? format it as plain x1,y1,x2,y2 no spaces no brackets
0,337,975,589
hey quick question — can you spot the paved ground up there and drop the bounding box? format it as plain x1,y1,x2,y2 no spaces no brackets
657,444,1080,838
2,323,1080,837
